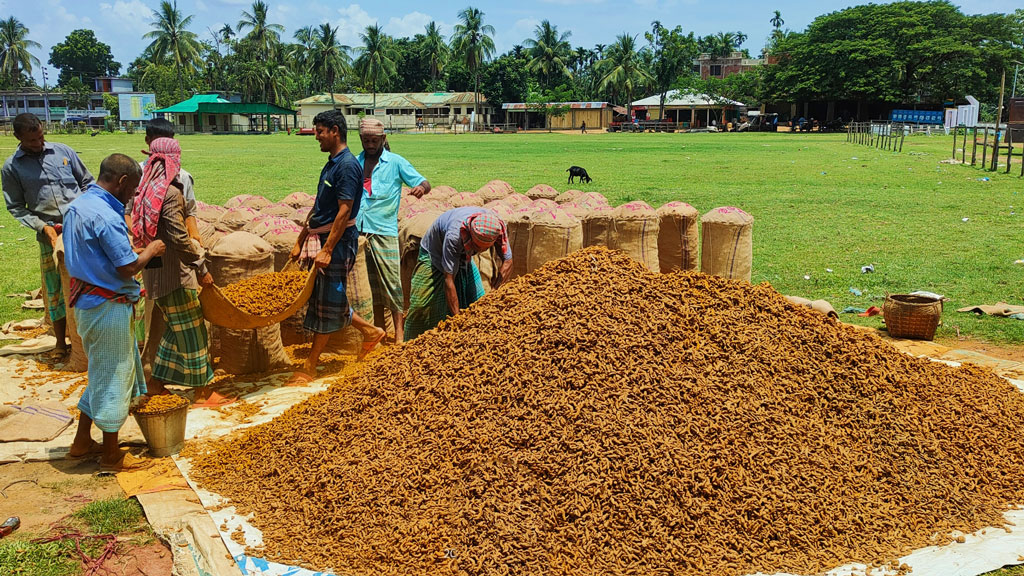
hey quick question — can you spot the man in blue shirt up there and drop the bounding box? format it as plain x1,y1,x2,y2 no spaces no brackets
63,154,165,473
288,110,384,385
2,113,94,359
356,118,431,343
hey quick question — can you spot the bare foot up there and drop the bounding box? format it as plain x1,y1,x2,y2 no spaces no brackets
284,371,315,387
358,327,387,361
67,439,102,459
192,388,235,407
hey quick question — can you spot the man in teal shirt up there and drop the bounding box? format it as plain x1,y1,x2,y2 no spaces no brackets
356,118,431,343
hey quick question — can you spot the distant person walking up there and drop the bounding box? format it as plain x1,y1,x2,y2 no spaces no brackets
2,113,94,360
356,118,430,343
581,121,587,134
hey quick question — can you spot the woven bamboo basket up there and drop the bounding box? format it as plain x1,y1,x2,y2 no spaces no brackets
883,294,942,340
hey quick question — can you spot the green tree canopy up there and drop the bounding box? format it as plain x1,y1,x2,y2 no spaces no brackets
451,6,496,122
524,20,573,90
0,17,41,89
354,24,398,110
646,21,698,120
143,0,204,101
49,29,120,87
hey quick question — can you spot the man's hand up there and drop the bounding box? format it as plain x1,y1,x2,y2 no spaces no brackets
290,241,302,262
198,272,215,288
496,257,514,288
314,248,332,269
146,239,167,258
43,225,59,248
409,185,428,199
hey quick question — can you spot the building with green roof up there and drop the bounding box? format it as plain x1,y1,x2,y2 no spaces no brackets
154,94,297,134
294,92,492,131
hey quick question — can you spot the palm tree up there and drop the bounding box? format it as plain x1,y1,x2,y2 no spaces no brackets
354,24,398,112
423,21,448,88
714,32,738,56
524,20,573,90
144,1,204,101
735,31,748,46
219,23,235,43
310,23,349,107
237,0,284,60
770,10,784,31
0,17,41,88
597,34,651,118
450,7,495,125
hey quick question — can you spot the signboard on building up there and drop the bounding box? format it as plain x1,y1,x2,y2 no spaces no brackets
65,109,109,119
118,93,157,122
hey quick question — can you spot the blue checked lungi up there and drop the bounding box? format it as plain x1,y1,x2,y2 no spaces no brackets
76,300,147,433
304,233,356,334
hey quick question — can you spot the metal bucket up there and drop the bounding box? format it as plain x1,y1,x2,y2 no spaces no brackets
133,404,188,457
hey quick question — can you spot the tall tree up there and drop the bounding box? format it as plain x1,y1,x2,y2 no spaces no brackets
646,21,698,121
49,29,121,87
237,0,284,60
310,23,349,106
0,18,41,89
451,6,496,124
355,24,398,111
143,1,202,100
770,10,784,31
524,20,573,90
597,34,651,116
423,21,449,88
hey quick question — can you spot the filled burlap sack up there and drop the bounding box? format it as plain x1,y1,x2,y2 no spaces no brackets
560,202,589,219
53,237,87,372
261,223,303,271
282,191,315,208
609,201,660,271
244,215,295,237
398,210,443,309
449,192,484,208
582,205,614,248
426,185,458,200
262,202,297,218
196,202,227,223
224,194,257,209
289,207,312,226
241,195,272,211
555,189,584,204
218,206,261,232
526,184,559,201
528,198,559,213
701,206,753,282
415,198,452,213
506,210,531,279
525,208,583,273
207,231,289,374
398,195,419,220
656,201,700,273
577,192,610,210
197,220,227,251
476,182,509,203
503,193,531,208
483,201,517,220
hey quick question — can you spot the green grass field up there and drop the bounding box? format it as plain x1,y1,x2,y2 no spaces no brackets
1,130,1022,343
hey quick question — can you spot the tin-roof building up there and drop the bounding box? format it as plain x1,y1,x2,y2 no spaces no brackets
294,92,492,131
633,91,746,128
500,102,617,130
154,94,297,134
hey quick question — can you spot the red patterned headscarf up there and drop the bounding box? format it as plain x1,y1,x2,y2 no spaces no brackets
131,137,181,246
460,211,505,258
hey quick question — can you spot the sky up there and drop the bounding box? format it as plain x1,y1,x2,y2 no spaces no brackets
2,0,1020,87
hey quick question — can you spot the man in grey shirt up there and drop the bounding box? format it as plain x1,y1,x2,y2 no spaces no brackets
2,113,94,357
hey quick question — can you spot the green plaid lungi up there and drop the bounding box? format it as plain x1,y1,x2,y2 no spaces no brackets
364,233,403,314
76,300,146,433
39,240,65,323
405,247,484,340
153,288,213,388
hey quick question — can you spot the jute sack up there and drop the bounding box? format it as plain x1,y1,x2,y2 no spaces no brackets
560,202,589,219
503,193,531,208
525,208,583,273
262,202,296,218
196,202,226,223
398,195,419,220
483,201,517,220
241,195,272,211
476,182,509,203
449,192,483,208
555,189,584,204
261,223,303,271
197,220,227,251
474,247,500,293
282,191,315,208
289,207,311,226
244,215,295,237
398,210,443,309
609,201,660,271
426,185,458,200
656,201,700,273
485,179,515,196
526,184,558,201
53,237,87,372
582,205,614,248
415,198,452,213
506,210,531,279
528,198,559,213
700,206,753,282
577,192,610,210
218,206,261,232
224,194,257,209
207,231,289,374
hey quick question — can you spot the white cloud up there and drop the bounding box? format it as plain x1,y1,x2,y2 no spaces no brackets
385,11,432,39
334,4,375,46
98,0,152,31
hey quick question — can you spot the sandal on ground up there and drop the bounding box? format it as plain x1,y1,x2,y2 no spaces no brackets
283,370,315,387
358,330,386,361
192,390,236,408
67,440,103,460
97,451,153,475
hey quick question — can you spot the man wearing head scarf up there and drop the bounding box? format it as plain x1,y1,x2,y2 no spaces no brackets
356,117,431,343
405,207,513,340
64,153,165,473
131,138,217,404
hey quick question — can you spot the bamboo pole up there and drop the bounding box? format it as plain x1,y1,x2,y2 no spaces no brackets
991,70,1006,172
